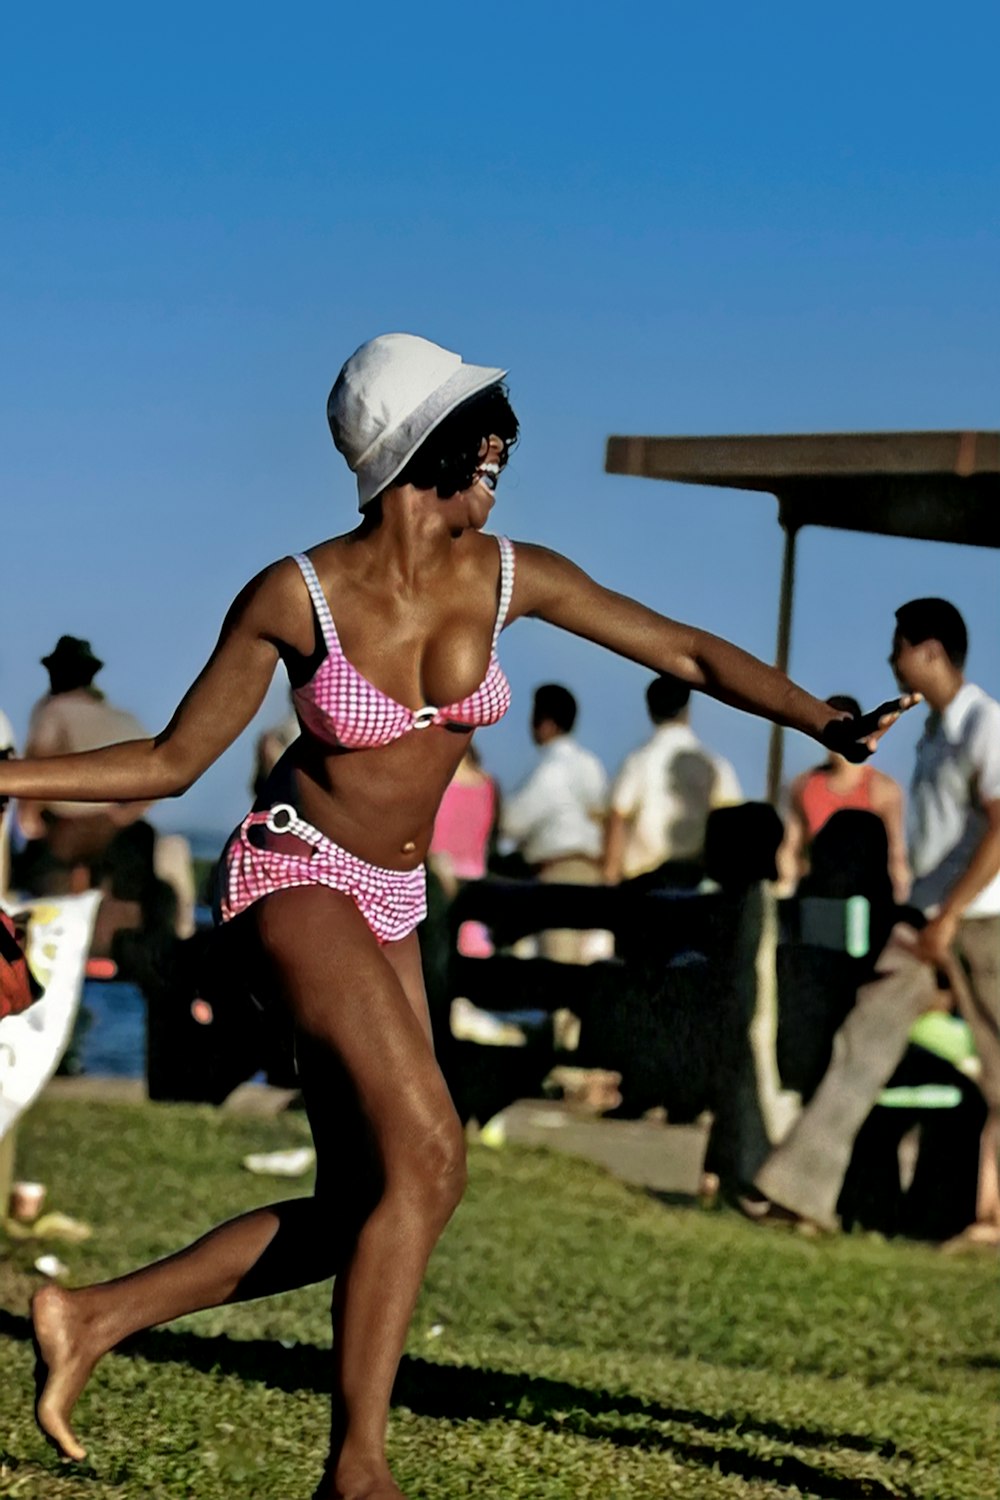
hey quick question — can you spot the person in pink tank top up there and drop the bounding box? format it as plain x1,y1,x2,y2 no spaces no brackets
429,745,498,957
0,336,919,1499
429,746,497,886
780,694,911,902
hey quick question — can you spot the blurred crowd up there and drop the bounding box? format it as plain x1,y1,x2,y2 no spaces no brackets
2,593,997,1248
425,594,1000,1249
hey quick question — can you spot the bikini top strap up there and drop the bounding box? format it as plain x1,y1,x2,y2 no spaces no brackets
291,553,340,653
492,536,516,647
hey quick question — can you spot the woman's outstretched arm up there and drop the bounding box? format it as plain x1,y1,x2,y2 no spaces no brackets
0,564,299,806
510,544,914,749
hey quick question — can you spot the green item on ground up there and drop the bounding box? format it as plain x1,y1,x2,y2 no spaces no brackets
877,1083,964,1110
908,1011,978,1069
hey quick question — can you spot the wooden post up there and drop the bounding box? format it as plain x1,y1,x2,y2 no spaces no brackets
766,520,799,806
0,1127,15,1226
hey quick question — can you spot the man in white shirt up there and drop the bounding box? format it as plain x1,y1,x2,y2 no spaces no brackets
894,598,1000,1244
752,599,1000,1239
604,673,742,883
500,683,608,963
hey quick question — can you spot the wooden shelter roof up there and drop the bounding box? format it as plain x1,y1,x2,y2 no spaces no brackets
604,430,1000,547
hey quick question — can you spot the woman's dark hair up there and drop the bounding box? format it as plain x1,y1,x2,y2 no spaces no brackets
825,694,862,720
393,383,519,499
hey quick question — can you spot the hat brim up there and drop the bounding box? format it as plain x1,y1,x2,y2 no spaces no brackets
41,652,103,673
355,361,507,509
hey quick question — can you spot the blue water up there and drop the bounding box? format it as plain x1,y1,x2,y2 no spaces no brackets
77,980,147,1078
148,827,228,863
58,826,225,1080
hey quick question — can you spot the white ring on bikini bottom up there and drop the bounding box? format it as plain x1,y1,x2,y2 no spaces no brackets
266,803,297,833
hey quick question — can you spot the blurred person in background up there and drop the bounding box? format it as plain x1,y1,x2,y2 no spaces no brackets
17,636,194,938
500,683,608,967
752,600,1000,1244
19,636,149,868
604,672,742,885
426,742,500,1040
778,693,909,902
428,742,497,901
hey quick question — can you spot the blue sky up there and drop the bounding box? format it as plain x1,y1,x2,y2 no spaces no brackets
2,2,998,840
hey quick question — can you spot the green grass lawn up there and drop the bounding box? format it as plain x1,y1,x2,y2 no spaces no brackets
1,1098,997,1499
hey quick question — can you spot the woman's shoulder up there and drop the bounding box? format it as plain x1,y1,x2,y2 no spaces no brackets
239,554,316,607
451,529,518,579
499,540,593,617
868,765,902,800
226,554,328,654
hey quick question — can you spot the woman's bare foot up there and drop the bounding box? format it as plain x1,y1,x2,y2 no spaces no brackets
31,1285,100,1460
316,1455,406,1499
338,1486,405,1500
316,1481,406,1500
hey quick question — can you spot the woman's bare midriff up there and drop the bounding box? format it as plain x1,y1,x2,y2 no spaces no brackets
262,728,473,870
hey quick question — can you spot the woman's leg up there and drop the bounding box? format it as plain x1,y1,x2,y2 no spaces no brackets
250,888,466,1500
32,911,380,1461
37,887,465,1500
32,1197,336,1459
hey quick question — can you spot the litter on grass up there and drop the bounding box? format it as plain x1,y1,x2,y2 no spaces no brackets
34,1253,69,1278
241,1147,316,1177
3,1210,92,1242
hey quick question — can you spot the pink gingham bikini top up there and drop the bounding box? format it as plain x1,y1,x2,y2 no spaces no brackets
290,535,515,750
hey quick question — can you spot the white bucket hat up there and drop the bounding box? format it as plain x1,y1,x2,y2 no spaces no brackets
327,333,507,509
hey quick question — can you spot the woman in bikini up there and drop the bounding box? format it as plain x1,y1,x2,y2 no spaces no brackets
0,333,915,1500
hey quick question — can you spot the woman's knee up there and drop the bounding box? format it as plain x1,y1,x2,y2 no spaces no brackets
399,1112,467,1218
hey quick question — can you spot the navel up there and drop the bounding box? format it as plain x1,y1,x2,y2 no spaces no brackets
401,840,417,855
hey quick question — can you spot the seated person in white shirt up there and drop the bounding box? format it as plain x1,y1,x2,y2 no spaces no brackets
499,683,608,965
604,673,742,884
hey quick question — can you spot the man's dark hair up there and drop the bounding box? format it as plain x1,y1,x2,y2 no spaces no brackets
895,598,968,668
825,694,862,720
533,683,577,734
646,673,691,724
393,383,519,499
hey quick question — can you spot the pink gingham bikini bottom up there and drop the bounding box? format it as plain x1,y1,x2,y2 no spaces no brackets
217,803,427,945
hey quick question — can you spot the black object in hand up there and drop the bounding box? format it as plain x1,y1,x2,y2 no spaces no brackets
821,698,906,763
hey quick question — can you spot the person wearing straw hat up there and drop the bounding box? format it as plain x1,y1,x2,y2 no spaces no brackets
0,332,916,1499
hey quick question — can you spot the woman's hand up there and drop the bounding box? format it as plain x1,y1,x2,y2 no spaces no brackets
820,696,922,762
